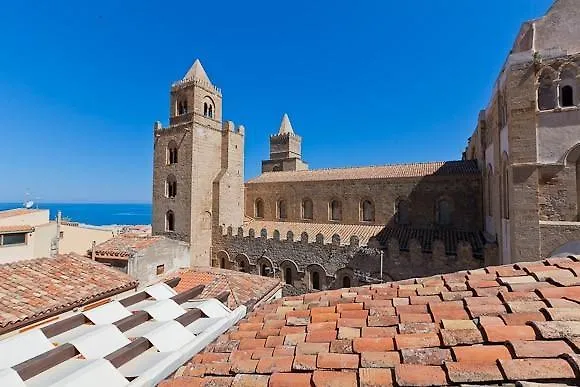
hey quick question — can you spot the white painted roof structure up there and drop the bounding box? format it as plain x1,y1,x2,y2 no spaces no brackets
0,281,246,387
278,113,294,135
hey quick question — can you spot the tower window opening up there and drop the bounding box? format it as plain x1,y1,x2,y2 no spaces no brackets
255,199,264,218
436,199,452,226
361,200,375,222
277,200,287,219
167,141,178,165
302,199,313,220
165,210,175,232
166,175,177,198
395,199,410,225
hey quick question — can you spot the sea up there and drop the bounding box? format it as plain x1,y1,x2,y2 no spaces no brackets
0,203,152,226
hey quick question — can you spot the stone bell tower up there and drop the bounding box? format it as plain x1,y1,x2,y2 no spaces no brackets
152,59,244,266
262,113,309,172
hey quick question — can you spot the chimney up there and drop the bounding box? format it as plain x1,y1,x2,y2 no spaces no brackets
91,240,96,260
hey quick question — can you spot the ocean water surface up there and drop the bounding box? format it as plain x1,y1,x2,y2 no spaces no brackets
0,203,152,226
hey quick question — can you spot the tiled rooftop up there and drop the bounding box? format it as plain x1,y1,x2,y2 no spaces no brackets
93,235,164,258
0,225,34,233
0,208,43,219
247,160,479,184
240,221,484,255
162,256,580,386
0,254,137,334
171,267,284,310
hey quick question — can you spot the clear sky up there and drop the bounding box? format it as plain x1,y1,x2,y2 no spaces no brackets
0,0,553,203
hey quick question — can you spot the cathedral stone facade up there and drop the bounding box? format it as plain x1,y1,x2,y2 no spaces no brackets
152,0,580,292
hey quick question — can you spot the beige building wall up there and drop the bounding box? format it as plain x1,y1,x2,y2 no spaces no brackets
0,209,56,263
58,224,116,255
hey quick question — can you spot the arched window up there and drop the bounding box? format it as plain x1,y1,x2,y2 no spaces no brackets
312,271,320,290
285,267,293,285
537,68,557,111
361,200,375,222
436,199,452,226
203,103,208,116
220,257,226,269
165,210,175,232
239,260,246,272
277,200,287,219
395,199,409,225
302,199,313,220
342,276,351,288
329,200,342,221
208,105,214,118
486,165,493,216
560,65,578,108
177,100,188,115
255,199,264,218
272,165,282,172
167,141,178,165
166,175,177,198
562,85,574,107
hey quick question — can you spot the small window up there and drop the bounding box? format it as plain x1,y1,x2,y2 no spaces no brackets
261,264,270,277
156,264,165,275
361,200,375,222
311,271,321,290
220,257,226,269
255,199,264,218
562,85,574,107
59,231,64,239
239,260,246,273
285,267,293,285
272,165,282,172
1,233,27,246
277,200,287,219
166,211,175,232
537,69,557,111
329,200,342,221
302,199,313,220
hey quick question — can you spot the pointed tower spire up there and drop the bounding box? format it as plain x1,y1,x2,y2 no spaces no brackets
183,59,211,83
278,113,295,135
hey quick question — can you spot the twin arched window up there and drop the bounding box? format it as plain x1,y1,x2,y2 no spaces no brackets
167,141,178,165
302,199,313,220
538,64,578,111
166,175,177,198
165,210,175,232
203,102,214,118
329,200,342,221
360,200,375,222
177,100,188,115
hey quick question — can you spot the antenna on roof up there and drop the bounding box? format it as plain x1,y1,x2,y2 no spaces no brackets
23,191,34,209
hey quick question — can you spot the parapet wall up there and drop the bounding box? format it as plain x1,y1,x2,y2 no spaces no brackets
213,225,486,293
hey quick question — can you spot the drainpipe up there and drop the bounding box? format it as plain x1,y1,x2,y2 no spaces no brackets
380,250,384,282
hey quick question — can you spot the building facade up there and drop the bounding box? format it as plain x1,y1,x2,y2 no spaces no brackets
465,0,580,264
152,0,580,290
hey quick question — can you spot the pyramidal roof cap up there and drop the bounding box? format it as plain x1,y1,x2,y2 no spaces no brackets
278,113,295,135
183,59,211,83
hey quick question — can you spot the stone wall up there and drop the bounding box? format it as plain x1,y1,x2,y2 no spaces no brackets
245,174,482,230
212,226,485,294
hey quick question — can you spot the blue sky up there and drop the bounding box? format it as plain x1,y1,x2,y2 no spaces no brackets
0,0,552,203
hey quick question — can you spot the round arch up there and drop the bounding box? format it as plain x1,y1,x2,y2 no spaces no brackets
279,259,300,286
256,256,275,277
335,267,356,289
306,264,329,291
234,253,250,273
216,250,230,269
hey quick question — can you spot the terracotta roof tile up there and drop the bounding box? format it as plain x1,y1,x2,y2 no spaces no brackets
0,254,137,334
93,235,163,258
164,256,580,385
241,220,485,255
0,224,34,233
247,160,479,183
0,208,43,219
169,266,283,309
